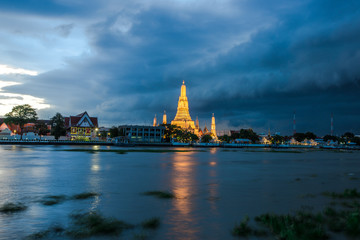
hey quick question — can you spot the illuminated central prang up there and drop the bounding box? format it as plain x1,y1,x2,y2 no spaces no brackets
171,80,196,130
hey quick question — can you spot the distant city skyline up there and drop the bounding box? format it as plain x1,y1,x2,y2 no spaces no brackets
0,0,359,135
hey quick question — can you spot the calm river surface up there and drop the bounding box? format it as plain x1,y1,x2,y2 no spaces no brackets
0,145,359,239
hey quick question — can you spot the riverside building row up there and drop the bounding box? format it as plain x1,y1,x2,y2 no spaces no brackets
0,81,215,142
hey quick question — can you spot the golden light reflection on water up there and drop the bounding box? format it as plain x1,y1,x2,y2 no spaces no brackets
207,153,219,214
89,153,101,211
210,147,218,154
90,195,101,212
91,153,101,173
168,151,199,239
92,145,101,151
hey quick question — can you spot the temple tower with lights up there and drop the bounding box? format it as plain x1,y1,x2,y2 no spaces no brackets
211,113,217,139
171,81,196,130
163,110,167,124
153,114,157,127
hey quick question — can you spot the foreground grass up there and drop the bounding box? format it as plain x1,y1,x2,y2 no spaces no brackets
25,225,64,240
40,195,67,206
26,212,162,239
67,211,134,238
39,192,99,206
233,188,360,239
71,192,100,200
132,232,149,240
232,216,252,237
322,188,360,199
0,202,27,213
254,212,328,240
143,191,175,199
141,217,160,229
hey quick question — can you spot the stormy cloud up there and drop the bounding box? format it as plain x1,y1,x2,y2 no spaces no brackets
0,0,359,135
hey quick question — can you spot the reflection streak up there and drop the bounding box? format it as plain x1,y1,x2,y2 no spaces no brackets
168,151,199,239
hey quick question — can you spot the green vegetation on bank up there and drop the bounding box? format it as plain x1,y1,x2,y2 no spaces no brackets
143,191,175,199
0,202,27,213
71,192,100,200
25,225,64,240
219,128,260,143
4,104,38,140
141,217,161,229
232,216,252,237
132,232,149,240
232,188,360,239
39,192,100,206
50,113,66,140
40,195,67,206
254,211,328,240
322,188,360,199
67,211,134,238
23,191,163,239
26,211,163,239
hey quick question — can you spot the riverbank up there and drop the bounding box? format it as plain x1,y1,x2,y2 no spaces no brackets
0,139,359,150
0,140,112,146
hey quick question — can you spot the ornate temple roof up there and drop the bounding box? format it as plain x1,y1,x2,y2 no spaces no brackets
65,111,98,128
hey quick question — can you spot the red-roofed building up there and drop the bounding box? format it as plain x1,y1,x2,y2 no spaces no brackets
64,112,99,140
0,119,22,135
0,118,51,139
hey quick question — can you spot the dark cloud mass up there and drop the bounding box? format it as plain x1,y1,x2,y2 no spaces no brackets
1,0,360,135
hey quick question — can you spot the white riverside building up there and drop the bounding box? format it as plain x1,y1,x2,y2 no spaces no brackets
117,125,165,143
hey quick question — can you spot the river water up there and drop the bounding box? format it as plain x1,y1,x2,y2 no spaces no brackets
0,145,359,239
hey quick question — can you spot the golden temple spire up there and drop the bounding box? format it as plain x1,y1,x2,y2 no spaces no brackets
171,80,195,130
153,114,157,127
211,113,217,139
181,80,186,97
163,110,167,124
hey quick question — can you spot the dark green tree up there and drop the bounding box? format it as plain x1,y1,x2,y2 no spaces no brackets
271,135,285,144
100,130,108,139
352,137,360,146
188,132,199,142
293,133,306,142
323,135,338,142
305,132,317,140
35,122,50,138
50,113,66,140
5,104,38,140
201,134,213,143
218,134,231,143
161,124,182,142
230,132,240,139
342,132,355,139
109,126,119,138
239,129,260,143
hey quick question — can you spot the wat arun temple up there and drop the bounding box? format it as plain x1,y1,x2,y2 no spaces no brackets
154,80,217,139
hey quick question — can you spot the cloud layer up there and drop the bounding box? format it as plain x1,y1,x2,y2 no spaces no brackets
0,0,359,135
